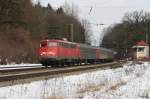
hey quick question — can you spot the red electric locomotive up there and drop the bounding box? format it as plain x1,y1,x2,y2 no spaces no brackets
38,39,115,67
38,39,80,66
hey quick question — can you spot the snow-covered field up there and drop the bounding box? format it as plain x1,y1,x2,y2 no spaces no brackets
0,61,150,99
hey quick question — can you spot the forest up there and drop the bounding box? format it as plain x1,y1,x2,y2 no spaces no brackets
102,11,150,59
0,0,87,64
1,1,149,63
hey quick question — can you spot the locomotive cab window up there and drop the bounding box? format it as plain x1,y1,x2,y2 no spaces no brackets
48,42,58,46
40,42,47,47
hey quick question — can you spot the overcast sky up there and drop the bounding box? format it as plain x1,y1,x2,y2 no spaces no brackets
33,0,150,46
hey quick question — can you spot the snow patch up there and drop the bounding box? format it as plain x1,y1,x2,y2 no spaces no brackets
0,61,150,99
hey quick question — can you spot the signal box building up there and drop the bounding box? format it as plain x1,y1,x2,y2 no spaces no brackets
132,40,149,59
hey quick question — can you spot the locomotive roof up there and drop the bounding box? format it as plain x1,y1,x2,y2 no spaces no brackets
41,39,114,52
41,39,76,44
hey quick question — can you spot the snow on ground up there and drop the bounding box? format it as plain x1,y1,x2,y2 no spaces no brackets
0,61,150,99
0,63,42,70
0,63,42,67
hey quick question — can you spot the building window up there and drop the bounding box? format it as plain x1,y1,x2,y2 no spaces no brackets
138,47,144,52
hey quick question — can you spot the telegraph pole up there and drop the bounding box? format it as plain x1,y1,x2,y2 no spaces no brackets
86,23,105,46
146,25,148,44
70,24,74,42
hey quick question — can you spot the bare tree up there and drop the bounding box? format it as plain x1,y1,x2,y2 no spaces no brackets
62,2,79,18
123,10,150,24
81,19,92,45
0,0,87,64
102,10,150,59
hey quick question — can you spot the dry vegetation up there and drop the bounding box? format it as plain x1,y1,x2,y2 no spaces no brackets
0,0,88,64
102,11,150,59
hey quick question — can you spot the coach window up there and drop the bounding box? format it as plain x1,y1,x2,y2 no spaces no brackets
72,44,75,48
70,44,73,48
67,43,70,48
71,44,76,48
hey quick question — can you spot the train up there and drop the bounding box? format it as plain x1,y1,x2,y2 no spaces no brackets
38,39,115,67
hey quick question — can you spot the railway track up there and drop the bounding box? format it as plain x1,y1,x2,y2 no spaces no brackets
0,61,124,82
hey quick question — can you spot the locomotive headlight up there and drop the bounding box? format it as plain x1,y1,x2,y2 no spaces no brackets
40,52,46,55
48,52,55,55
40,51,55,56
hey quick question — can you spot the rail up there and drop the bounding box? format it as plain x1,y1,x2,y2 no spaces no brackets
0,61,125,82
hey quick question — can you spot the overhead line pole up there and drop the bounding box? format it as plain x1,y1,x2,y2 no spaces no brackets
70,24,74,42
146,25,148,44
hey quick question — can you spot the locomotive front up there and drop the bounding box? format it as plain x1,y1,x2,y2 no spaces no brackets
38,40,59,66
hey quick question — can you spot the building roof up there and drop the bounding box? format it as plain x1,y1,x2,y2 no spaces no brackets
136,40,148,46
